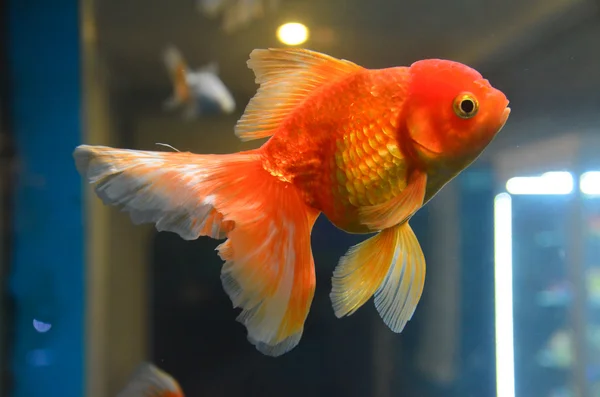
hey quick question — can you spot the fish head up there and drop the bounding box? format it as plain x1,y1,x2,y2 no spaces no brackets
403,59,510,163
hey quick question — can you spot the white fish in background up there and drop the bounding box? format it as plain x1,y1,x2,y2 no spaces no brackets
197,0,280,33
116,362,184,397
163,45,236,120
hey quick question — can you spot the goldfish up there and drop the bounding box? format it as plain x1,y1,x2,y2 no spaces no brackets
163,45,235,119
116,362,184,397
74,48,510,357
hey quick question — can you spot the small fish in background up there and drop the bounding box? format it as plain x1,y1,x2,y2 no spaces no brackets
163,45,236,120
197,0,280,33
116,362,184,397
197,0,226,17
74,48,510,357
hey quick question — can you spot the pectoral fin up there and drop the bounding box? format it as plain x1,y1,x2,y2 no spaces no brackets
359,169,427,231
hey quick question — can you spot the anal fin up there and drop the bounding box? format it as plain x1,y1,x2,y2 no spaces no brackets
330,222,426,333
216,178,321,356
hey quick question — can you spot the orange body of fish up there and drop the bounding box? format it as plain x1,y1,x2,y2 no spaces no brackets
74,48,510,357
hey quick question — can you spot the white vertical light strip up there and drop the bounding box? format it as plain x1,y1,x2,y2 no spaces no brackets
494,193,515,397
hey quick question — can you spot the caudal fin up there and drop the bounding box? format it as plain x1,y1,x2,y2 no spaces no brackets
74,144,319,356
330,222,426,333
116,362,183,397
163,45,192,110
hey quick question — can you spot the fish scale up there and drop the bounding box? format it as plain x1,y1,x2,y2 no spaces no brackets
334,117,408,208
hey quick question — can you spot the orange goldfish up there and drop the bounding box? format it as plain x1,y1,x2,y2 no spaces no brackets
74,48,510,357
116,362,184,397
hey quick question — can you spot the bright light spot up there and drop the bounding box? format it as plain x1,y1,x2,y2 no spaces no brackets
581,171,600,195
277,22,309,46
33,319,52,333
494,193,515,397
506,171,573,195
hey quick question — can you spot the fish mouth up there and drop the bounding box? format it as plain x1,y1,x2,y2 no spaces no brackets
499,107,511,130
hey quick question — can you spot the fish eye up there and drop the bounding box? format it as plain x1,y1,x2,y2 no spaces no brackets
453,93,479,119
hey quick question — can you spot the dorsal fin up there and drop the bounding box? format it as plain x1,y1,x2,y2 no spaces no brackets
235,48,364,142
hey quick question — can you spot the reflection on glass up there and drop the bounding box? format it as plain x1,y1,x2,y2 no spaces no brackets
32,319,52,333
